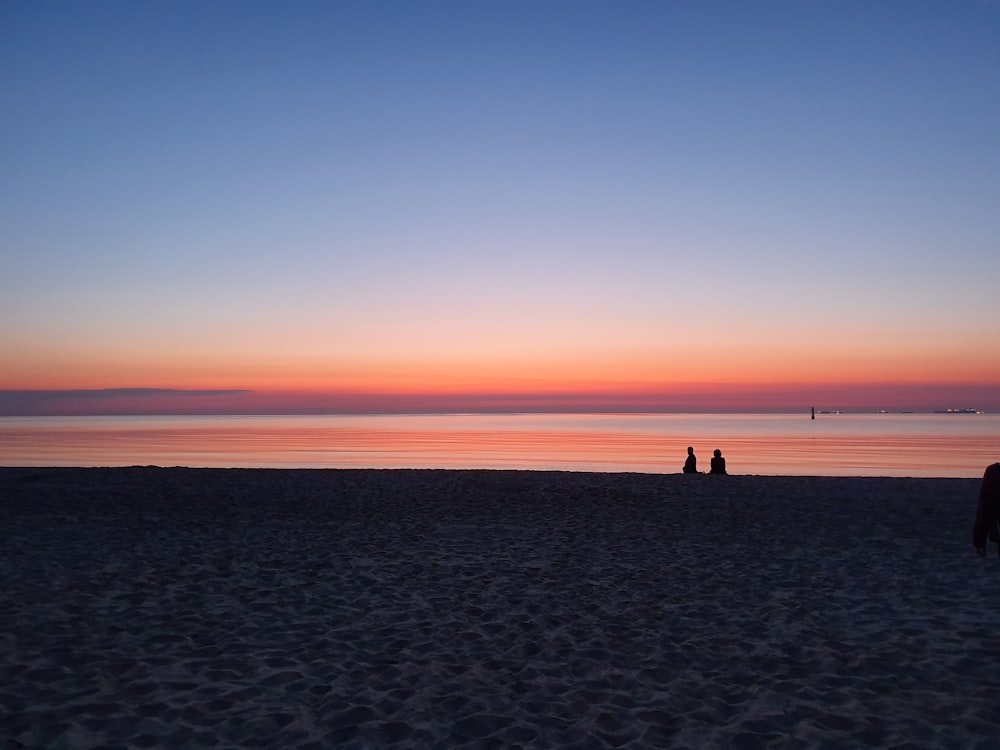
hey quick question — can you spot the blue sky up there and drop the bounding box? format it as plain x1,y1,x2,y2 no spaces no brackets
2,1,999,413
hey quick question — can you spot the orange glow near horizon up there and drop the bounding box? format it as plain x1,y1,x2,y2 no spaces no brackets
4,323,1000,414
4,342,998,392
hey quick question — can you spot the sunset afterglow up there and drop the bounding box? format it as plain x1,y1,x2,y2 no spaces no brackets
2,2,998,415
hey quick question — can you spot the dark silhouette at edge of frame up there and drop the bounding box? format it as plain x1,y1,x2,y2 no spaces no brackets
683,447,698,474
709,449,727,475
973,461,1000,557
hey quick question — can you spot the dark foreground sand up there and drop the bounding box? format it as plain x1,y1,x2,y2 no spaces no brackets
1,468,998,750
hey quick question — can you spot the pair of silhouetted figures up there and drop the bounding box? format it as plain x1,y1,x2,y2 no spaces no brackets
682,446,727,475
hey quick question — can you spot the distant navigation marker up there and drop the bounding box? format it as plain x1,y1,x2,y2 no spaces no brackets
811,406,815,420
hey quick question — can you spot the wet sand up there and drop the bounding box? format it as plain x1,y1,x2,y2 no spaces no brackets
1,467,997,749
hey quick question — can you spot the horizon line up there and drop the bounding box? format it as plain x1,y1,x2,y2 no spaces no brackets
0,385,996,417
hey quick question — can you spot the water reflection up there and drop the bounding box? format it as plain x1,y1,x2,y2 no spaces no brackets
0,413,995,477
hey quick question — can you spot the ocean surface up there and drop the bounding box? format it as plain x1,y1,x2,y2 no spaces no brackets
1,413,996,477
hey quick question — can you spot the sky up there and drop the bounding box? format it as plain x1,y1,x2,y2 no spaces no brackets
2,0,999,415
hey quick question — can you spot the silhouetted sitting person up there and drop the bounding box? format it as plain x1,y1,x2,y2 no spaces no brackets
683,446,698,473
710,449,727,475
973,461,1000,557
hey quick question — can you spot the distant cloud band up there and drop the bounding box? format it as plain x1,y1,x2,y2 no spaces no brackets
3,388,252,399
0,389,254,416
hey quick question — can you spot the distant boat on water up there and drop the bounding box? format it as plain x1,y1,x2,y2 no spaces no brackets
935,408,983,414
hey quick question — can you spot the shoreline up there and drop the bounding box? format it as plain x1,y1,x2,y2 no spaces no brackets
3,412,997,478
2,468,996,748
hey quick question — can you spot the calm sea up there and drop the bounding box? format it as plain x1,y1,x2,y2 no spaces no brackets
0,413,997,477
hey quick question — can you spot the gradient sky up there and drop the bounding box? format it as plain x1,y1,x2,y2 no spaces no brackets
2,1,999,414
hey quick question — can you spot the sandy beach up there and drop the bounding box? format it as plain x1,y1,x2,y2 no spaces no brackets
1,467,997,749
